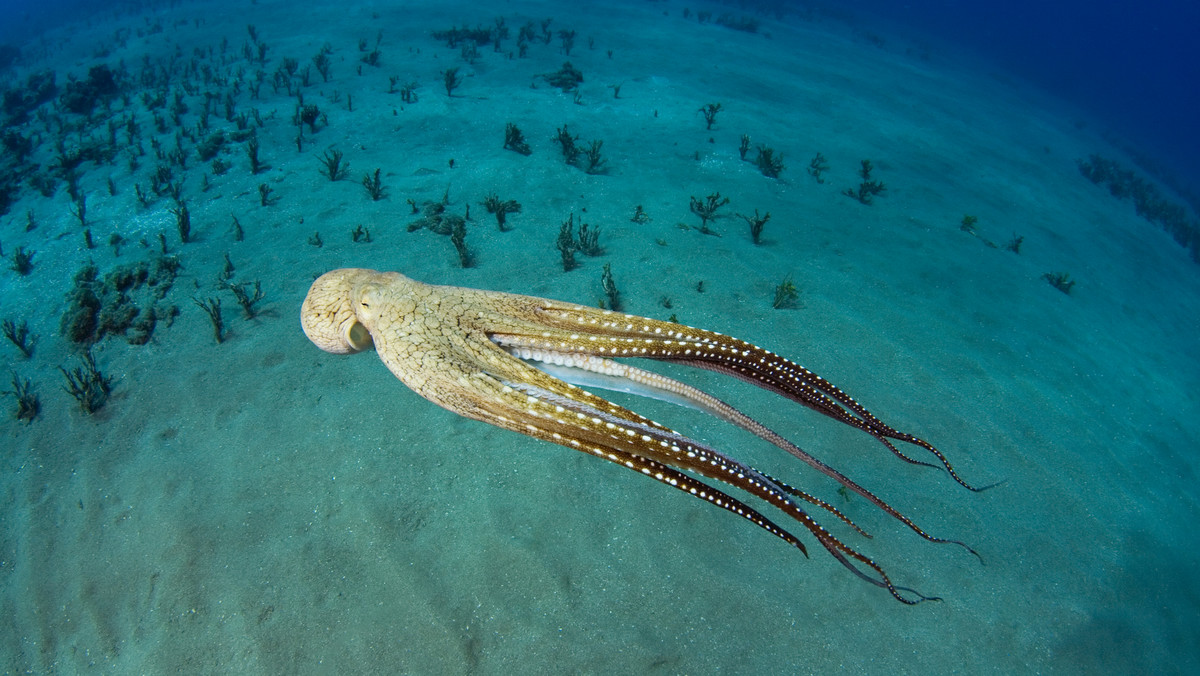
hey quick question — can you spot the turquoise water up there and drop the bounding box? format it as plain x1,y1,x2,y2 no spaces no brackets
2,1,1198,673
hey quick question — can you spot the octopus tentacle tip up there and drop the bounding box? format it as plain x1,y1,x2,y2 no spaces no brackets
906,590,943,605
968,477,1008,492
302,268,986,604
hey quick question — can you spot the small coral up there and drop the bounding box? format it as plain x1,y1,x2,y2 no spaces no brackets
60,257,179,345
542,62,583,91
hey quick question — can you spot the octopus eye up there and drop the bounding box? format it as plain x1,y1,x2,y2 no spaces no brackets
353,286,381,324
358,285,380,309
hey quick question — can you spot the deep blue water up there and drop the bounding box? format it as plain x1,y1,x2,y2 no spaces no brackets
840,0,1200,189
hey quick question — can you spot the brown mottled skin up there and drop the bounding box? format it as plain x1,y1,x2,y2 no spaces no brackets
302,268,983,603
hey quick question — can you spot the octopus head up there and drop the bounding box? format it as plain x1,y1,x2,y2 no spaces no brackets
300,268,386,354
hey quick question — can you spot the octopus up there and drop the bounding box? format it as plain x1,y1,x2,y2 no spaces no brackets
301,268,986,604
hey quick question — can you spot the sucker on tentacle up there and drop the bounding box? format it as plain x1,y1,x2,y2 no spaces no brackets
301,268,989,604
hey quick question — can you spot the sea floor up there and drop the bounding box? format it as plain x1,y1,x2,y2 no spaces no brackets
1,0,1198,673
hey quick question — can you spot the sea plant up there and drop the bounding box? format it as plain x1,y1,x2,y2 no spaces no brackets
10,246,35,275
226,280,266,319
582,140,606,174
60,348,115,413
1004,234,1024,254
194,296,225,343
3,318,36,358
754,145,785,178
400,81,419,103
554,125,580,165
7,373,39,422
503,122,531,155
319,148,349,181
298,103,321,133
576,220,603,256
843,159,886,204
449,217,471,267
772,275,799,309
600,263,621,311
246,135,264,174
313,45,333,82
362,168,385,200
689,192,730,233
1042,272,1075,295
70,194,87,228
480,192,522,231
558,29,576,56
556,216,577,271
442,67,464,96
741,209,771,245
807,153,828,183
171,201,191,243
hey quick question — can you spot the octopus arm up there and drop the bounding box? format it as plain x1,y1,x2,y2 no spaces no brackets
508,346,979,559
454,356,932,603
524,305,985,491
